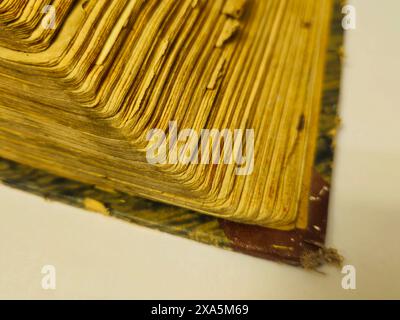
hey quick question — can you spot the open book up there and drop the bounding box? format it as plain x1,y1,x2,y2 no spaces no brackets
0,0,343,266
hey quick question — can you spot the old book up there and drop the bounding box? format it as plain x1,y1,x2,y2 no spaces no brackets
0,0,343,265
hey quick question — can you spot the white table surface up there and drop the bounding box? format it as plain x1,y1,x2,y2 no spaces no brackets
1,0,399,299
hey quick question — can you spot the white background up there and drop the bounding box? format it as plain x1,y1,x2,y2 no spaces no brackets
1,0,399,299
